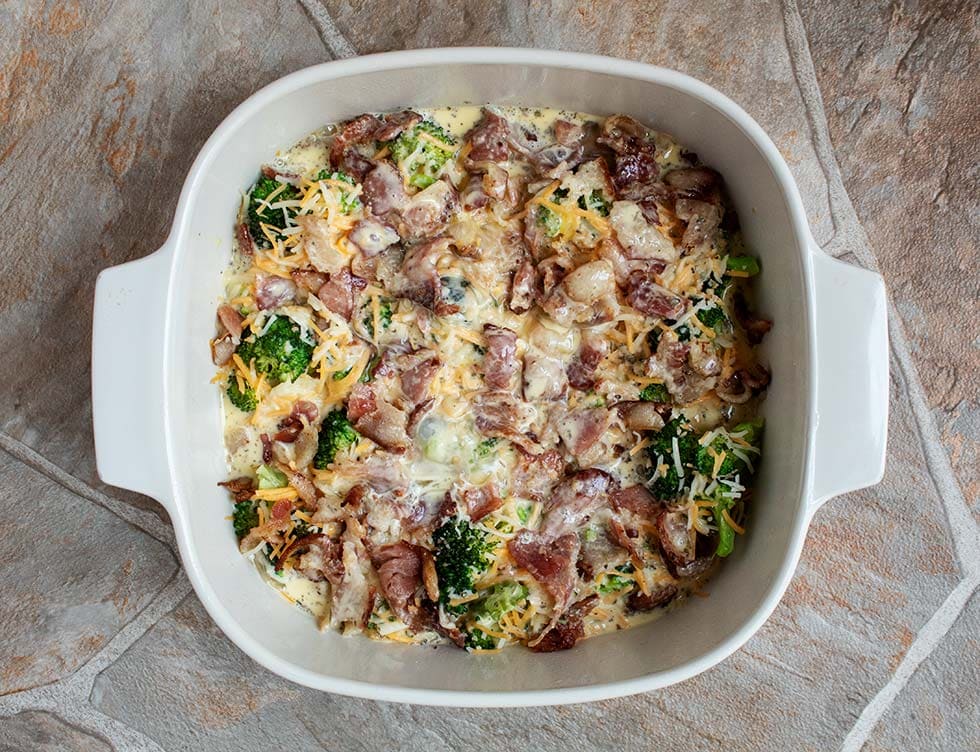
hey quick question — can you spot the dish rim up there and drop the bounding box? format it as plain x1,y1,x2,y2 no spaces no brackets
157,47,819,706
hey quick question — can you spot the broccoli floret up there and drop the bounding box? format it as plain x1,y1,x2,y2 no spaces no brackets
597,574,633,594
464,628,498,651
386,120,457,189
256,464,287,489
471,582,529,621
537,205,563,237
714,494,737,558
696,305,728,330
475,438,499,458
726,255,761,276
359,354,381,383
362,299,393,337
639,383,669,403
536,187,570,238
235,317,314,385
577,188,611,217
247,176,300,248
647,418,699,500
695,419,764,478
226,373,257,412
702,272,732,297
312,409,359,469
649,465,682,501
313,169,361,213
232,500,258,538
433,517,497,610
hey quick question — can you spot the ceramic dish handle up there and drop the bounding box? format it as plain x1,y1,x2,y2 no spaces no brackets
92,243,174,512
809,242,889,514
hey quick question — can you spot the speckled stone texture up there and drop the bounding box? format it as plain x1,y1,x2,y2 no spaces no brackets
0,1,977,750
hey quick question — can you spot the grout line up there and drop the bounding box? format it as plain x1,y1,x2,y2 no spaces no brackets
838,575,979,752
296,0,357,59
779,1,980,749
0,432,177,553
0,571,191,751
780,0,978,573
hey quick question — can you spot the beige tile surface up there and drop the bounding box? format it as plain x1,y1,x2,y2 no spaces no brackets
0,0,976,750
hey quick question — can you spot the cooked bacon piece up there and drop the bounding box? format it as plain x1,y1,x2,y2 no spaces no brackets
647,339,719,405
399,180,459,242
238,514,293,553
465,109,512,164
551,407,615,464
329,113,383,171
566,337,608,390
371,541,424,628
540,259,619,327
597,115,663,200
611,484,660,520
255,274,297,310
236,222,255,256
716,364,770,404
482,324,519,390
675,198,723,249
316,268,365,320
279,534,343,582
217,304,244,342
529,595,599,653
624,271,686,318
511,447,565,502
260,433,273,463
291,269,329,294
373,110,422,142
656,507,699,577
611,152,661,200
211,335,235,366
394,238,458,316
597,114,651,155
542,468,615,537
474,391,533,449
286,469,318,507
509,256,537,314
607,514,643,564
346,383,410,452
217,476,254,502
508,530,580,624
627,585,678,613
664,167,722,202
399,355,440,405
274,400,318,443
362,161,409,219
619,401,666,432
461,484,503,521
274,417,303,443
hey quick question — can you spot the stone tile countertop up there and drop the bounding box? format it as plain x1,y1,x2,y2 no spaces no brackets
1,1,977,750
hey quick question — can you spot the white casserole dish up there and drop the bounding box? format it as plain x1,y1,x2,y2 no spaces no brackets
91,48,888,706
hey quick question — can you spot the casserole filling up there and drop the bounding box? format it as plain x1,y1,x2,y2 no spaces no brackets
212,106,771,652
